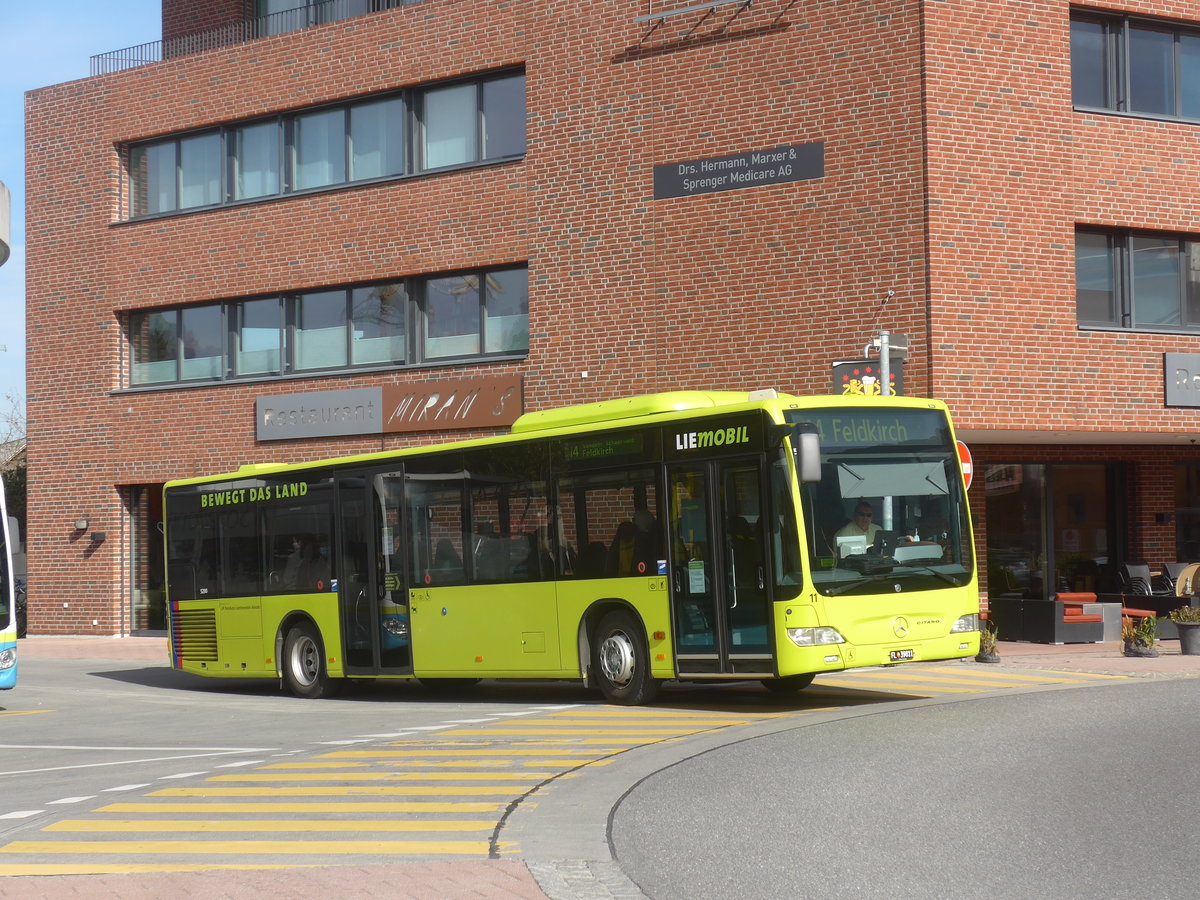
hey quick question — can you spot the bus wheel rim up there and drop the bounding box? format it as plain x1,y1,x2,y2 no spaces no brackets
600,631,635,686
293,636,318,685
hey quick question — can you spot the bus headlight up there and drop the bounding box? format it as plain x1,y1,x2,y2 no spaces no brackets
0,648,15,670
787,627,845,647
950,614,979,633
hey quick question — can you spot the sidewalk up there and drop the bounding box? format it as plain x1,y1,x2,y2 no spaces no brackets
988,636,1200,677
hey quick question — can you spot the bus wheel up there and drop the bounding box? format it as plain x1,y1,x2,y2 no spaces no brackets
283,622,340,699
761,673,815,694
593,610,660,705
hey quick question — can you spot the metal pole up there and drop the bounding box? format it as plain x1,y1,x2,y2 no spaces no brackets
879,330,891,397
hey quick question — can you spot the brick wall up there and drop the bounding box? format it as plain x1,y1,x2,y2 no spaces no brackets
163,0,248,42
24,0,1200,632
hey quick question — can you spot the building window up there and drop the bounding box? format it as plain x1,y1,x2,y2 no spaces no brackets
1071,13,1200,120
1077,228,1200,332
130,133,222,217
126,71,523,219
125,265,526,388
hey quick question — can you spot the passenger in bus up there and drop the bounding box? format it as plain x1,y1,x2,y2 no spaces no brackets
432,538,463,582
835,501,881,545
282,536,306,590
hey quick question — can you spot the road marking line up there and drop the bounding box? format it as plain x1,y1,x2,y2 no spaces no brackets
206,772,549,782
0,864,305,875
46,798,95,805
44,819,497,833
325,748,609,757
921,665,1128,682
816,678,977,694
0,839,499,855
151,787,528,796
99,802,507,813
440,727,713,736
0,811,42,820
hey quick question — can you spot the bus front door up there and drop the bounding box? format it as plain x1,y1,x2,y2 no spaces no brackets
668,460,772,678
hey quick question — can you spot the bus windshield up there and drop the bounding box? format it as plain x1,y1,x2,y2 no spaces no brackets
787,407,974,596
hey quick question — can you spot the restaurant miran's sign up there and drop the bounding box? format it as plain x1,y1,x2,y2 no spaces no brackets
256,375,523,441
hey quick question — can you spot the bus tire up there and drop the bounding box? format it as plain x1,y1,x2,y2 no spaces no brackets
593,610,660,705
761,673,815,693
282,622,340,699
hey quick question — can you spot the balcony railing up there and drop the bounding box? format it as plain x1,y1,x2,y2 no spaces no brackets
91,0,423,76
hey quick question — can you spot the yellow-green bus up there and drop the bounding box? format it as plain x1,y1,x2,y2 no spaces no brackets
164,389,979,704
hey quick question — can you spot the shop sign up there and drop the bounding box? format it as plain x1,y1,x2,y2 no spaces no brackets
256,375,523,441
653,142,824,200
832,359,903,396
1165,353,1200,407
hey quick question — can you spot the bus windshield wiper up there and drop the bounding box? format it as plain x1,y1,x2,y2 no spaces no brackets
895,564,962,587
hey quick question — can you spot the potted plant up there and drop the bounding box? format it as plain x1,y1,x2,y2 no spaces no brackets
1122,614,1159,658
1168,605,1200,655
976,617,1000,663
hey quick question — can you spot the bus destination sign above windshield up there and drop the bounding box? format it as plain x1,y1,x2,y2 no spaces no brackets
653,142,824,200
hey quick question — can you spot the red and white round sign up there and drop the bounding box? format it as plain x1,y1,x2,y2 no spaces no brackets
956,440,973,490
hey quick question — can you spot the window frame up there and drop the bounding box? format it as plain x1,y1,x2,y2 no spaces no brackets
1076,227,1200,333
124,265,528,390
125,70,524,220
1071,11,1200,123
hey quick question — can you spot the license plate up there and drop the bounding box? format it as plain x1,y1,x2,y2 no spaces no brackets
889,649,914,662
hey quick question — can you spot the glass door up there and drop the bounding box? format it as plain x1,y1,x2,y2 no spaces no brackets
984,463,1120,600
668,459,772,676
337,472,412,674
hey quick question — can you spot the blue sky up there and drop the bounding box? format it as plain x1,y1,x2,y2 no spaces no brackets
0,2,162,412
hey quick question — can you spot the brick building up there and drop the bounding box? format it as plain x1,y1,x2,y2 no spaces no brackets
23,0,1200,634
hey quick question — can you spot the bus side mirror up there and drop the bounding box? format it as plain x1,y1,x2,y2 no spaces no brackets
793,424,821,483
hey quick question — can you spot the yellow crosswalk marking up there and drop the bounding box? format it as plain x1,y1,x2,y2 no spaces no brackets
206,771,550,782
0,840,498,855
151,786,525,797
441,728,709,736
0,864,304,876
45,819,495,833
99,802,507,814
327,748,609,757
817,677,977,693
919,665,1127,682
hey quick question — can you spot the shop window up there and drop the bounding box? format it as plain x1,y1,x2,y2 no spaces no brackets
1071,13,1200,121
1076,228,1200,332
1175,463,1200,561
